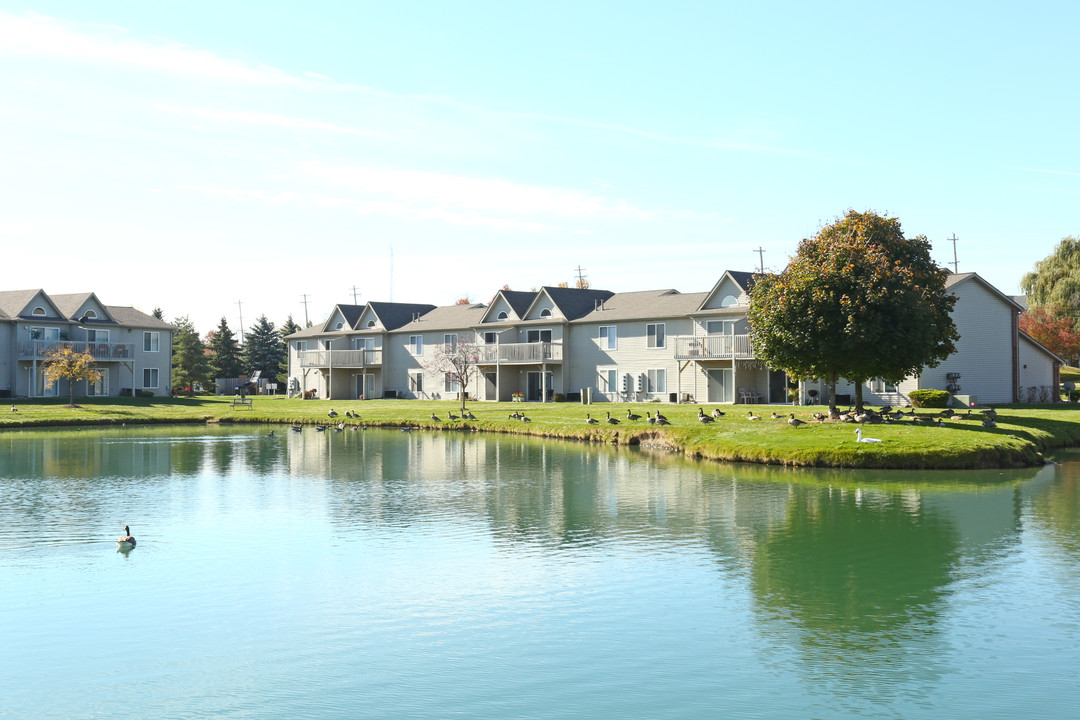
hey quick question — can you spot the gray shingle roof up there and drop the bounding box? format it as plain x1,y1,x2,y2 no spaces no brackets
368,302,439,331
573,289,706,323
393,303,488,334
540,287,615,321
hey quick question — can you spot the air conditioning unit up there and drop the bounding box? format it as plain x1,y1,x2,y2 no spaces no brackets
635,374,646,393
621,374,632,393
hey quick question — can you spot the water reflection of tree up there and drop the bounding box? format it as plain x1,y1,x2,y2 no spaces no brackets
750,485,960,697
1026,458,1080,559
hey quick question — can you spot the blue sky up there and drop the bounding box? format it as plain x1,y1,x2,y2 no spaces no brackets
2,2,1077,334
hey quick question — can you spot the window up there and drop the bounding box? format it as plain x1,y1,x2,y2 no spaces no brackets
29,326,59,342
443,333,458,350
444,372,459,393
526,329,552,343
87,328,109,342
143,368,159,389
869,378,897,393
410,335,423,355
647,368,667,394
647,323,666,349
497,311,508,320
88,369,108,396
82,310,97,320
599,325,617,350
721,294,739,307
144,331,159,352
335,322,344,330
484,331,498,344
600,369,618,393
367,320,376,328
32,307,46,317
706,320,735,335
295,341,308,352
540,308,552,318
409,371,424,394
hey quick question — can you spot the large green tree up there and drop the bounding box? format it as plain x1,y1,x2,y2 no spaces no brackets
1021,236,1080,311
208,317,244,381
243,315,286,385
171,316,211,395
747,210,959,411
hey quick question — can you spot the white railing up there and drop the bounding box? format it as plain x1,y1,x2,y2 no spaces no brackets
673,334,755,360
298,349,382,368
475,342,562,364
18,340,136,360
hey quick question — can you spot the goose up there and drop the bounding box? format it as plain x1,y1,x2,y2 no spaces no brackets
655,415,671,426
117,525,136,549
10,404,16,412
982,407,998,421
854,411,872,424
879,405,893,415
431,413,441,423
266,430,275,437
711,408,725,418
520,414,532,422
626,409,642,422
334,423,344,432
586,413,599,425
697,408,714,424
771,412,783,419
447,411,459,421
509,411,522,420
351,424,360,431
747,410,761,421
315,425,326,432
654,410,668,422
464,410,476,420
812,412,827,422
606,412,620,425
982,417,997,429
855,428,882,443
788,413,806,428
328,409,338,419
645,411,656,425
290,425,302,433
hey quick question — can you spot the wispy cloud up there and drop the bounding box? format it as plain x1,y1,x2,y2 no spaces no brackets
155,104,387,137
1018,166,1080,178
0,12,322,87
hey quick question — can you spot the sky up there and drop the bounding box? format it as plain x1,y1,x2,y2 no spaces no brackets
2,1,1078,335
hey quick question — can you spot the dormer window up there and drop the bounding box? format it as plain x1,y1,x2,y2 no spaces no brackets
32,307,46,316
367,321,376,328
721,295,739,308
540,308,552,318
83,310,97,319
497,311,508,320
335,322,344,330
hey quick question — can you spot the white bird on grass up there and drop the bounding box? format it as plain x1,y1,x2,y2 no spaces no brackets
855,428,882,443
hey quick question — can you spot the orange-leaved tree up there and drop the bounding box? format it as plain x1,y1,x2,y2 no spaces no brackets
42,346,103,407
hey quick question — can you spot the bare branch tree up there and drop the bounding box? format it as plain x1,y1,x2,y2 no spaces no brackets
423,333,479,411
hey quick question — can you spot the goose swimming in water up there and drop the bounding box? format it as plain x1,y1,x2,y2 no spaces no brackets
117,525,136,549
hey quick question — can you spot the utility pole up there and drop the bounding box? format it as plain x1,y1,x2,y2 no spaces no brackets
237,300,245,342
300,294,310,327
389,244,394,302
574,265,588,288
947,234,959,274
350,286,361,305
754,247,766,274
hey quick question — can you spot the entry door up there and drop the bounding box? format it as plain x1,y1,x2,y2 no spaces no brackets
484,372,497,400
356,373,374,398
526,371,553,401
707,369,733,403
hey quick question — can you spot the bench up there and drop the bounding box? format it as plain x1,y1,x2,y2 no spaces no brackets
231,397,253,409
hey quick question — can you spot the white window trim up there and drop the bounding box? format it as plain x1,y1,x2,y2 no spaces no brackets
599,325,617,351
144,331,160,352
410,335,423,355
443,333,458,350
647,368,667,394
647,323,666,349
143,368,160,389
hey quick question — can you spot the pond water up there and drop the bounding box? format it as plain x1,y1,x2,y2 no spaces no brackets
1,426,1079,719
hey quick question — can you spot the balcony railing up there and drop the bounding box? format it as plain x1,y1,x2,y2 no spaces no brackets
476,342,562,364
298,349,382,368
19,340,136,360
673,334,755,360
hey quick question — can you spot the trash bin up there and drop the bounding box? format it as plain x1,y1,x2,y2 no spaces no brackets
581,387,592,405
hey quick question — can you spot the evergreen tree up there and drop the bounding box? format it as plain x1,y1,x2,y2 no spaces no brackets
171,316,211,395
209,317,244,380
278,315,302,381
152,307,164,320
243,315,286,385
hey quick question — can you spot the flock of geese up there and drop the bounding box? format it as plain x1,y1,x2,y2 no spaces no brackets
263,404,1004,445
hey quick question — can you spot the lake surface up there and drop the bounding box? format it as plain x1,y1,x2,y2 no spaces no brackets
1,425,1079,719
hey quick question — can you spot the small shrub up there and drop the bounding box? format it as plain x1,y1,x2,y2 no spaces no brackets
553,393,565,403
908,389,950,408
1069,389,1080,402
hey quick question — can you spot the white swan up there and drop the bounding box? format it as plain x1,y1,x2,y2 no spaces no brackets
855,428,882,443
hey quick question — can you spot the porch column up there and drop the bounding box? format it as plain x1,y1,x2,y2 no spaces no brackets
541,360,547,403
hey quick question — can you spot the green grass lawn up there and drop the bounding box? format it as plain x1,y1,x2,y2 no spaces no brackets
4,395,1080,469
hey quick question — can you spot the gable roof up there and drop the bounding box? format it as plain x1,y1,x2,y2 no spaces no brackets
479,289,538,324
1018,330,1066,364
573,289,706,323
104,306,174,329
526,286,615,322
697,270,759,312
946,272,1025,311
367,302,439,331
50,292,118,324
0,289,170,328
393,303,488,334
0,289,62,320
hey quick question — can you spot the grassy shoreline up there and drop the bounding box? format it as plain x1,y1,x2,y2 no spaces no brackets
4,396,1080,469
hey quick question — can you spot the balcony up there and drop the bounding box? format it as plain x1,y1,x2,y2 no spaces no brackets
673,334,755,360
298,349,382,369
476,342,562,365
19,340,136,361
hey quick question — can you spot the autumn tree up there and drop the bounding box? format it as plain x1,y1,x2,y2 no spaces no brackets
171,316,211,396
1019,306,1080,365
42,346,102,407
423,333,479,412
748,210,959,412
